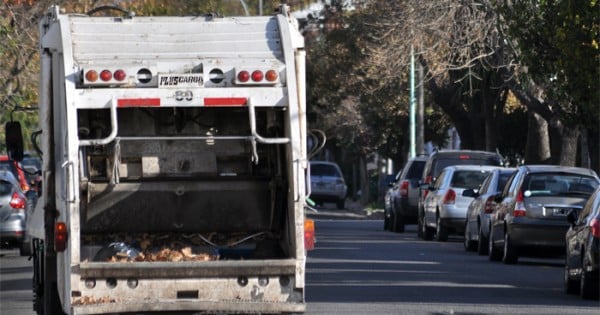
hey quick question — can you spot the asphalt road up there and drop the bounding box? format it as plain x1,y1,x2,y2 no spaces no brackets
1,215,599,315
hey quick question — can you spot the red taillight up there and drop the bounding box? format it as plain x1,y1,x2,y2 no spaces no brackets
459,155,471,159
513,190,526,217
265,69,278,82
484,195,495,214
9,192,26,209
55,222,68,252
400,180,409,197
251,70,264,82
113,69,126,81
100,70,112,81
85,70,98,82
443,189,456,204
304,219,315,251
237,70,250,82
591,218,600,238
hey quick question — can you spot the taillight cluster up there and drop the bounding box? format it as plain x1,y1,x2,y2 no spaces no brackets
484,195,496,213
443,189,456,204
9,192,26,209
399,180,410,197
513,190,527,217
236,69,279,84
85,69,127,83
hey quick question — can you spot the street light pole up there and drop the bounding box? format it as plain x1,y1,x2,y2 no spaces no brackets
409,45,416,159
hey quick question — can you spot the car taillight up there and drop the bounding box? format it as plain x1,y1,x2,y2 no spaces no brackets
55,222,68,252
400,180,409,197
425,176,433,184
443,189,456,204
591,218,600,238
484,195,496,214
9,192,26,209
513,190,526,217
304,219,315,251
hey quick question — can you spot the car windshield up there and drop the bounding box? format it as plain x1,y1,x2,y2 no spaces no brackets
311,164,341,177
525,173,599,197
450,170,491,189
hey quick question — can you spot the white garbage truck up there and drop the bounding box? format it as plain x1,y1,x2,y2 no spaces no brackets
9,4,313,314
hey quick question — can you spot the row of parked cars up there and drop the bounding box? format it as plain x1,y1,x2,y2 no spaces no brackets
384,150,600,300
0,154,42,256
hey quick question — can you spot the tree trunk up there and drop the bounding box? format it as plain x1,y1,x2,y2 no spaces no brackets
558,125,580,166
525,111,551,164
359,155,369,205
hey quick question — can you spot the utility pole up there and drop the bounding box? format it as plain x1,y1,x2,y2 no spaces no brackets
409,45,416,158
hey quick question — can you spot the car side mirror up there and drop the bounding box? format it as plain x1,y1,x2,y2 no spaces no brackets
5,121,24,161
566,209,578,225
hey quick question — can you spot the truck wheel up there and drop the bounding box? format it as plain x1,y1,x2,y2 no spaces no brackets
502,232,518,264
44,281,65,315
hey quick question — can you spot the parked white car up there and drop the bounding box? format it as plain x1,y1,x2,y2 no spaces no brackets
422,165,500,241
309,161,347,209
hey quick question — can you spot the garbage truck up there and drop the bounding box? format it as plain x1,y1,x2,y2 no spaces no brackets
7,4,313,314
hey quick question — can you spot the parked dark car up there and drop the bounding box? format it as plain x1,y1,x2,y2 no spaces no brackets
417,150,504,238
386,156,427,233
422,165,498,241
0,170,32,256
564,186,600,300
463,167,516,254
488,165,600,264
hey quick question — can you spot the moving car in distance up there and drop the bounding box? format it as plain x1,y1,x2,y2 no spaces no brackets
309,161,348,209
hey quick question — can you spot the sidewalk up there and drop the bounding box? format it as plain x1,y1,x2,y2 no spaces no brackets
306,200,384,220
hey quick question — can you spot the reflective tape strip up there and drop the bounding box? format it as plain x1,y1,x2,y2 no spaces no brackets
204,97,247,106
117,98,161,107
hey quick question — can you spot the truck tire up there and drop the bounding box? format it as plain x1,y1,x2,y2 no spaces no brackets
43,281,65,315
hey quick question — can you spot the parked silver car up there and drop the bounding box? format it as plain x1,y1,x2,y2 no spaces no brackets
488,165,600,264
422,165,499,241
386,156,426,233
0,170,31,255
463,167,516,254
309,161,347,209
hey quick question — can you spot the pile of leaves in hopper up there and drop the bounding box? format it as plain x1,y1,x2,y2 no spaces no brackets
88,233,225,262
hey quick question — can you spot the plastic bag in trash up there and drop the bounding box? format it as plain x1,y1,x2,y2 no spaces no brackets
93,242,141,261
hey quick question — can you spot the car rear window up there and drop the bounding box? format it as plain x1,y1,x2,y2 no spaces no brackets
451,170,491,189
525,173,599,196
0,181,12,196
433,157,501,178
496,172,513,191
406,161,425,179
311,164,341,177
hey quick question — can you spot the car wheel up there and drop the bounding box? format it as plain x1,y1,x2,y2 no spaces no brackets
392,211,405,233
422,216,434,241
580,253,600,300
435,215,448,242
417,208,424,239
477,224,488,256
464,221,476,251
336,198,345,210
564,254,579,295
384,213,391,231
488,229,502,261
19,239,32,257
502,231,518,264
